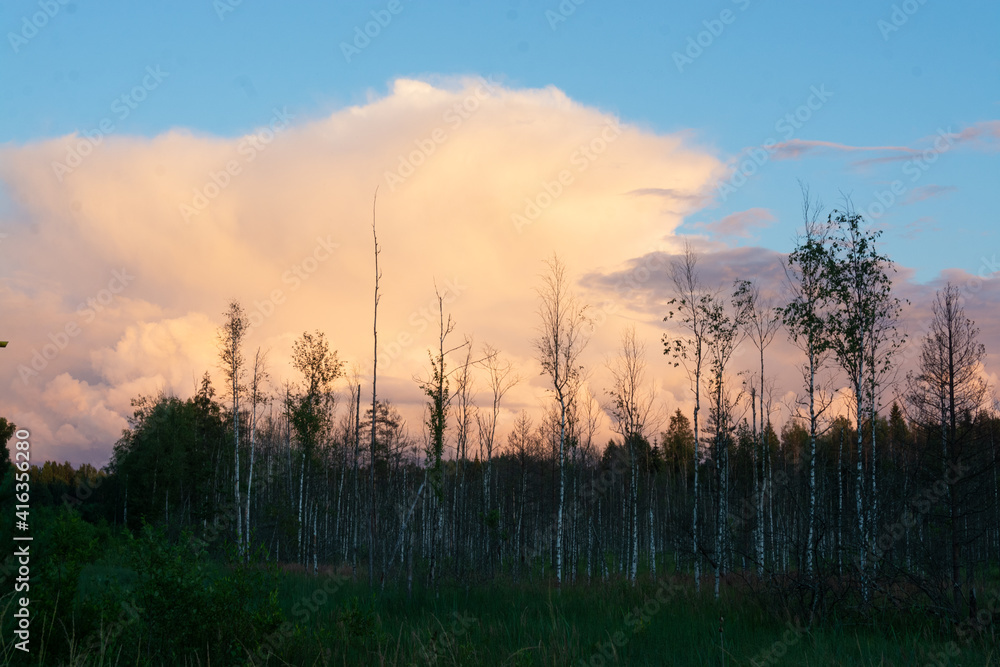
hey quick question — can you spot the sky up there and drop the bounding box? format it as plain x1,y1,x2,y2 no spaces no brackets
1,0,998,466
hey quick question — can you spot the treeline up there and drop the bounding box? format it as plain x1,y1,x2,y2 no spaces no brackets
11,194,1000,626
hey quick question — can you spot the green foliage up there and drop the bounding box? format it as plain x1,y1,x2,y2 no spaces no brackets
0,508,283,666
287,330,343,456
662,408,695,475
0,417,14,481
102,523,284,664
110,379,227,530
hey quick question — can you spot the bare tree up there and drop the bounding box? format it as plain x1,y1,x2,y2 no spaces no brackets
370,188,381,588
507,410,537,576
533,254,590,585
245,346,269,559
906,283,988,613
476,343,519,575
663,243,711,591
416,285,466,587
733,277,781,573
606,324,658,582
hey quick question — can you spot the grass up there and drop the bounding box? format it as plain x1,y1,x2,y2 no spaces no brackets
260,571,999,666
3,558,997,665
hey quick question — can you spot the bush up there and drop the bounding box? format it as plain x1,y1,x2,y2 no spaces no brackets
104,524,284,665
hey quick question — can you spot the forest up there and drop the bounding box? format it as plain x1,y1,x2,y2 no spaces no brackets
2,200,998,666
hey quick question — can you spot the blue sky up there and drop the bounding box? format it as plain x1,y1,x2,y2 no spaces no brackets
2,0,997,277
2,0,998,464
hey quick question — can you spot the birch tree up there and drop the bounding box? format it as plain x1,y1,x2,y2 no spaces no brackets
824,207,900,597
533,254,590,585
476,343,518,576
245,347,269,559
663,244,711,591
702,293,743,598
218,300,249,559
287,331,342,564
416,286,464,587
733,278,781,573
606,324,658,582
370,189,381,588
776,190,832,576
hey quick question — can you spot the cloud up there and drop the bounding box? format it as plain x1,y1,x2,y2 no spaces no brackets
4,77,997,467
769,139,916,161
767,121,1000,168
585,247,1000,430
949,120,1000,150
898,216,941,240
901,184,956,206
0,76,725,465
687,208,776,241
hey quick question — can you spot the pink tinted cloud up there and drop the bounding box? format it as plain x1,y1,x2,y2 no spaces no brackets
901,184,956,205
691,207,777,240
769,139,916,161
0,76,724,465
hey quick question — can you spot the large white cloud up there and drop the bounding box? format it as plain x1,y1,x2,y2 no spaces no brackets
1,76,726,465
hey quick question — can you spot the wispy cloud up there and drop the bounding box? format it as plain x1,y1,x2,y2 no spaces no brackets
901,184,956,205
768,120,999,168
769,139,916,161
898,216,941,240
687,207,776,240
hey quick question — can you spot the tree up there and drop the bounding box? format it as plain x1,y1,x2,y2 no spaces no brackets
369,189,381,588
533,254,590,585
508,410,539,574
416,286,464,586
0,417,15,481
777,188,831,576
109,377,226,531
218,300,249,558
662,409,695,478
606,324,658,582
734,276,781,573
906,283,988,613
287,330,343,565
476,343,518,576
702,292,744,598
244,347,269,559
663,243,711,591
824,207,902,596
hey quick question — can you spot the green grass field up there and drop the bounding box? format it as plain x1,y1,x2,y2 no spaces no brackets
258,572,998,666
1,513,995,666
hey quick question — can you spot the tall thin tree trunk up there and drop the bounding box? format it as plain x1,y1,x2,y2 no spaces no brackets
370,190,381,589
807,343,817,575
